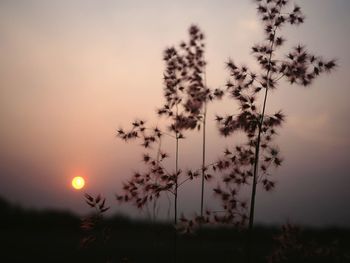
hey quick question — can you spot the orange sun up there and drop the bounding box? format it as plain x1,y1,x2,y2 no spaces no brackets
72,176,85,190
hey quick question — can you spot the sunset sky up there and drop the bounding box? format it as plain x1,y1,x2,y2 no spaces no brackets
1,0,349,227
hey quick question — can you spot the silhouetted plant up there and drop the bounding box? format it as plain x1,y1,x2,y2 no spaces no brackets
214,0,336,259
116,121,173,220
158,25,223,221
177,146,250,234
81,193,111,263
116,26,223,225
115,26,226,263
112,2,336,261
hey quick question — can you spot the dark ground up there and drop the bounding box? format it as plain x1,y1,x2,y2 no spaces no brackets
1,196,349,263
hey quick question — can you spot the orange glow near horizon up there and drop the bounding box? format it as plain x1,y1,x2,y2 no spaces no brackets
71,176,85,190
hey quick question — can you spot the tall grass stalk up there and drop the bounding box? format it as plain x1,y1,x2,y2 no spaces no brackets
174,106,179,263
214,1,335,260
200,102,207,217
200,69,208,218
247,25,277,253
174,106,179,225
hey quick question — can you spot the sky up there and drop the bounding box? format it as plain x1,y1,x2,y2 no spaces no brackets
0,0,349,227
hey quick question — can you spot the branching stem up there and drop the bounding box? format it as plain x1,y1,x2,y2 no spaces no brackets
246,22,278,263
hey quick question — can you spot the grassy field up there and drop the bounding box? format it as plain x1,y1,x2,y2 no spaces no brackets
1,197,349,263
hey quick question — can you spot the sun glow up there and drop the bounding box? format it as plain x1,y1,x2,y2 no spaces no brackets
72,176,85,190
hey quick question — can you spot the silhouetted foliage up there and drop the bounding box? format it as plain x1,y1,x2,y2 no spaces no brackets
81,194,110,248
116,26,224,226
213,0,336,243
116,122,171,213
112,0,337,261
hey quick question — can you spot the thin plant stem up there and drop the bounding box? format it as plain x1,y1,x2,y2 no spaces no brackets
173,104,179,263
246,25,277,262
248,87,269,230
200,70,208,218
174,135,179,225
174,105,179,225
248,25,277,232
153,138,162,222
